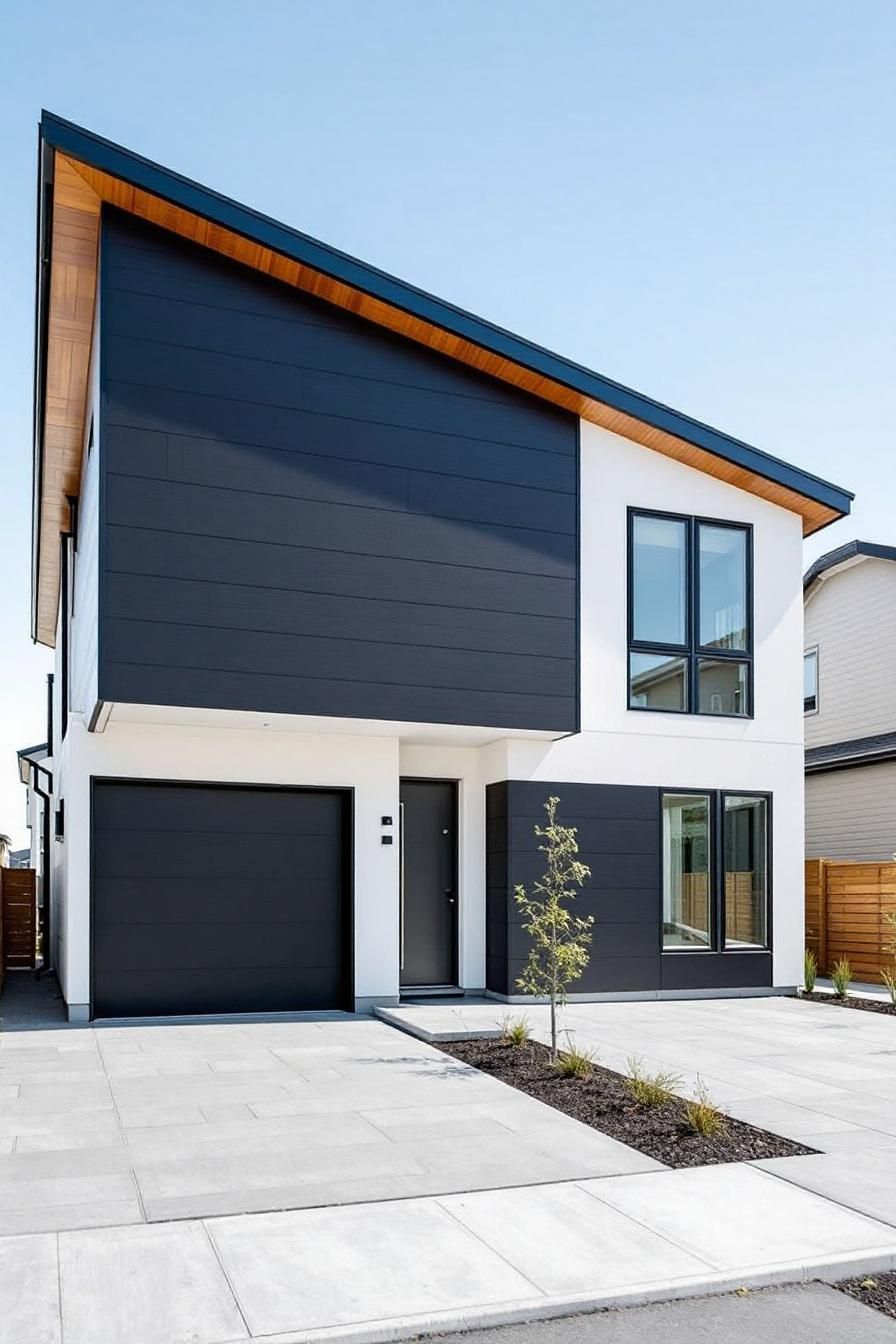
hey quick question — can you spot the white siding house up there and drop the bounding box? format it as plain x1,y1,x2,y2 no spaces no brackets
804,543,896,862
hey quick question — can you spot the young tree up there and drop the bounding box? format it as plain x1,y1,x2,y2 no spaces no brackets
514,796,594,1061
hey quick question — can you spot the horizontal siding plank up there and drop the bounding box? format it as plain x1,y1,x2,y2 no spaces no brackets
104,526,577,620
104,573,574,659
104,389,578,493
105,474,575,578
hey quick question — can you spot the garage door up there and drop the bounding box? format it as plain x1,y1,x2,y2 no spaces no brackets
91,781,351,1018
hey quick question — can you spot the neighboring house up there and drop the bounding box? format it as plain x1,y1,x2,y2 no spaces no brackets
804,541,896,861
25,112,852,1022
8,849,31,869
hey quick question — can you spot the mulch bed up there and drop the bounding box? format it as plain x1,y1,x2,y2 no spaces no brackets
799,991,896,1017
836,1271,896,1320
439,1037,815,1168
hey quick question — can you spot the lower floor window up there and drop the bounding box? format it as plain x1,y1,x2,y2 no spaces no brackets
662,790,769,951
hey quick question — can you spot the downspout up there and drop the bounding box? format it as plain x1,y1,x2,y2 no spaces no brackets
29,763,53,977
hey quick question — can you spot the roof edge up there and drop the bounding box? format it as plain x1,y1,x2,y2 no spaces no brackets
803,540,896,591
39,111,854,522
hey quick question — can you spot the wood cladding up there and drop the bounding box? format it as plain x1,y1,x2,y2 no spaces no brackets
35,146,839,643
37,156,100,643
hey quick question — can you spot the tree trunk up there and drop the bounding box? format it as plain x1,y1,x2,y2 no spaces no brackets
550,994,557,1061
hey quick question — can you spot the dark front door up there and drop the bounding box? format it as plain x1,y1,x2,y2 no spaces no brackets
400,779,457,988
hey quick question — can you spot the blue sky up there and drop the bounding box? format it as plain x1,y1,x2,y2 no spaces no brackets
1,1,893,844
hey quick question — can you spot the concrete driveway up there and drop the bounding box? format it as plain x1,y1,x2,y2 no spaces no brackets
0,1006,657,1235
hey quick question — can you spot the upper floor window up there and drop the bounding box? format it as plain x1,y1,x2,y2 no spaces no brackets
803,648,818,714
628,509,752,717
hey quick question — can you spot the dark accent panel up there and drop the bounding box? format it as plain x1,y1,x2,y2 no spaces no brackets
486,780,663,996
99,211,578,729
486,780,774,996
90,780,351,1017
660,952,772,991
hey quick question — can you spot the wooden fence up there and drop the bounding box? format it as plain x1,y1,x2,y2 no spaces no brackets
0,868,37,974
806,858,896,983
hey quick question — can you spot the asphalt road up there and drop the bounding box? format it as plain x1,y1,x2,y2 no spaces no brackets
433,1283,896,1344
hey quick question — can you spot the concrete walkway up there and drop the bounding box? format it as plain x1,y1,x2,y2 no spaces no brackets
4,1164,896,1344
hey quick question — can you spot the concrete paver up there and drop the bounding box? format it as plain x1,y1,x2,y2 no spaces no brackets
57,1221,248,1344
0,1014,658,1234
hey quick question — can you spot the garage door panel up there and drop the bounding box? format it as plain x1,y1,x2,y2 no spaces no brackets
92,876,341,923
93,966,342,1017
93,831,343,881
91,782,349,1017
93,918,344,970
94,784,344,834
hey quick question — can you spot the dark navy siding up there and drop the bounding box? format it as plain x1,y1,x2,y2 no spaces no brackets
98,211,578,728
486,781,772,995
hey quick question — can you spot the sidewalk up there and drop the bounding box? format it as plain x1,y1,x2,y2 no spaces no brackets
6,1163,896,1344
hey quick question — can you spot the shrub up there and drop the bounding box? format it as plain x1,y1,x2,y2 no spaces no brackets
554,1036,596,1079
684,1078,727,1138
830,957,852,998
882,970,896,1007
624,1055,681,1107
499,1014,531,1047
803,947,817,994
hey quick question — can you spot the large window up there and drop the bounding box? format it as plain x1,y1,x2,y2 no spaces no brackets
803,648,818,714
723,795,768,949
662,791,770,952
629,511,752,716
662,794,712,948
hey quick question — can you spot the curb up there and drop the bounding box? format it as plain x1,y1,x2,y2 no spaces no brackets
247,1246,896,1344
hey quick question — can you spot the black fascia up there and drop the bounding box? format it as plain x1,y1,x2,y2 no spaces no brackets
37,111,853,523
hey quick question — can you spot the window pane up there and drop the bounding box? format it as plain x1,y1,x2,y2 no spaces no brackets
697,658,749,716
699,525,747,650
630,653,687,711
663,794,711,949
632,514,687,645
724,795,768,948
803,650,818,713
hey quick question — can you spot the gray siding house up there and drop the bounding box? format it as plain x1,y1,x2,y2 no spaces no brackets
804,542,896,861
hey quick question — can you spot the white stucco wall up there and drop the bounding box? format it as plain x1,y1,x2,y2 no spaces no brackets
493,423,807,988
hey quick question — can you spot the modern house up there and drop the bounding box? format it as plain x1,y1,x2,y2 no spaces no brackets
804,541,896,861
27,112,852,1021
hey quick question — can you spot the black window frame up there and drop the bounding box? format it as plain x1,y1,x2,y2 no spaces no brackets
627,508,754,718
660,788,772,954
